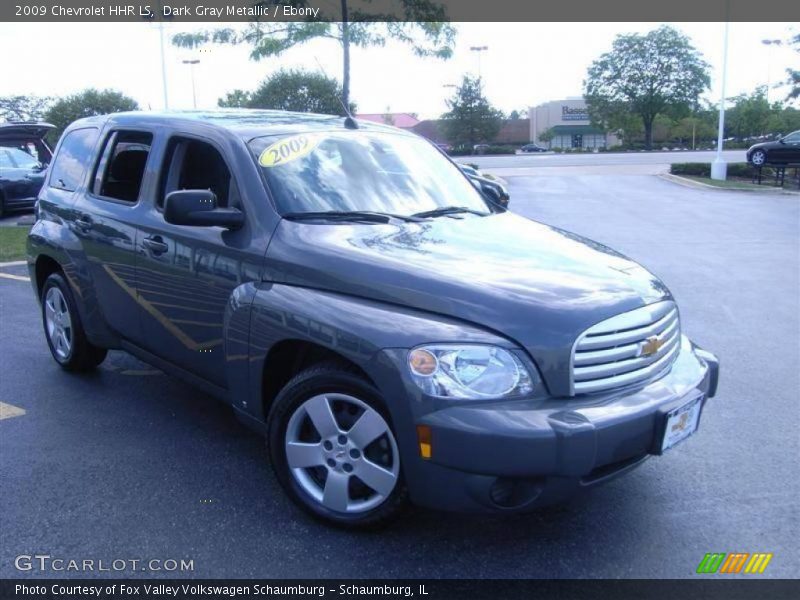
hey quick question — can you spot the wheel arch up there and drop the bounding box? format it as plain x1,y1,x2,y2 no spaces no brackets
260,339,376,423
34,254,63,298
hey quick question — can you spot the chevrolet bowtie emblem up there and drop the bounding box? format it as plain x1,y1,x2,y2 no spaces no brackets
640,335,665,357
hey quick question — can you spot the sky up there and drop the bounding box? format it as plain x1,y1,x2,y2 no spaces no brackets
1,21,797,119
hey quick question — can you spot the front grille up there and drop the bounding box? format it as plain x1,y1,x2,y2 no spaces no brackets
571,301,680,395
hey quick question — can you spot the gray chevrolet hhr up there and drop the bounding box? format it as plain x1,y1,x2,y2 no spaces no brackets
27,110,719,528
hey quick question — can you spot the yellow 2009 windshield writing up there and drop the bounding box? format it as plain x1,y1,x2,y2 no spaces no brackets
258,134,322,168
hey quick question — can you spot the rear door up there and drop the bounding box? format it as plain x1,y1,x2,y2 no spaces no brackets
71,129,155,344
135,133,260,386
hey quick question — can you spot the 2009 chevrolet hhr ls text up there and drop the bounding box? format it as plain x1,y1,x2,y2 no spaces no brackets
28,111,720,528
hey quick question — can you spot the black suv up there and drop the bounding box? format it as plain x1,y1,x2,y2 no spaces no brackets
28,110,719,528
0,122,54,217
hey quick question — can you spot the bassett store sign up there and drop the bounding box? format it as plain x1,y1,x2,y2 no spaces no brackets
562,106,589,121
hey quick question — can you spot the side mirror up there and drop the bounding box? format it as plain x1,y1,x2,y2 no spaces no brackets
480,182,503,203
163,190,244,229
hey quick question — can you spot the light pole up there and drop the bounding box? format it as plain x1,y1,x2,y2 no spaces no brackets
469,46,488,80
762,39,783,104
711,18,730,181
182,59,200,109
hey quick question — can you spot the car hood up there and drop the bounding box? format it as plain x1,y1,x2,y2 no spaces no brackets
265,212,671,395
748,140,781,152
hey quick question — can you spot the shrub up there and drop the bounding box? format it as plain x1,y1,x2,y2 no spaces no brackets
670,162,776,177
670,162,711,176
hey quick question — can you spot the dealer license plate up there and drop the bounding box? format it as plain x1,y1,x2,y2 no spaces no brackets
661,394,703,452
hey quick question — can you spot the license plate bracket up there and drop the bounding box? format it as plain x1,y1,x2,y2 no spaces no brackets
656,391,705,454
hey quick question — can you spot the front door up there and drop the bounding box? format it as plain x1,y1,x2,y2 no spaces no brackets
777,131,800,163
135,135,258,387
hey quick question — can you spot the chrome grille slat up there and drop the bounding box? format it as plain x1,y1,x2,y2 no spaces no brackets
578,308,678,350
573,342,680,394
571,301,681,395
573,341,641,366
574,331,679,381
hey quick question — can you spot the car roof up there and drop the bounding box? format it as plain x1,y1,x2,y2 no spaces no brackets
70,109,408,141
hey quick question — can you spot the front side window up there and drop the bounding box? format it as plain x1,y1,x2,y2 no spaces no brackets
248,131,489,217
96,131,153,203
160,138,238,209
49,127,99,192
782,132,800,143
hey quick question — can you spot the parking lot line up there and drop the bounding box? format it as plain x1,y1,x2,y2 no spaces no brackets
0,402,26,420
0,260,27,268
0,273,29,282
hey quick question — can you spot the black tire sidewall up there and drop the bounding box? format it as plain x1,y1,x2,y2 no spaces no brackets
41,272,105,370
41,273,77,366
267,365,408,528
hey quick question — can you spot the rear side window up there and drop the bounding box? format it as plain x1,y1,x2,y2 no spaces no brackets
95,131,153,203
49,128,99,192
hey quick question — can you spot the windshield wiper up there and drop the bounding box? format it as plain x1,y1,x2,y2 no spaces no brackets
411,206,489,219
282,211,425,223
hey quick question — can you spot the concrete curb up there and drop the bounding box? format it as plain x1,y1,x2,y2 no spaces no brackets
659,173,797,194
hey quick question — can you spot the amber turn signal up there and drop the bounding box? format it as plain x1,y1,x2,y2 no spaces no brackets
416,424,432,459
409,349,438,376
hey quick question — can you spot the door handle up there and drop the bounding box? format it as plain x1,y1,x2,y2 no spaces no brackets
143,236,169,255
75,215,94,230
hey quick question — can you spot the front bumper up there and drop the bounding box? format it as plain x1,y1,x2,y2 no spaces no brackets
386,336,719,512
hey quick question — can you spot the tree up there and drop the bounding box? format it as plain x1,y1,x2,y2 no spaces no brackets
670,116,716,148
538,127,555,147
726,87,772,139
584,25,710,149
767,106,800,136
172,1,455,109
247,69,354,115
785,33,800,102
218,89,252,108
439,75,503,148
0,95,53,122
45,89,138,139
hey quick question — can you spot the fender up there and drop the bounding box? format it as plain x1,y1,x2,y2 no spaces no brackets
235,282,513,426
27,201,119,348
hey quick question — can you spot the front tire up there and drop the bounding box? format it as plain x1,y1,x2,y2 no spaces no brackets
41,272,107,371
750,149,767,166
267,363,408,528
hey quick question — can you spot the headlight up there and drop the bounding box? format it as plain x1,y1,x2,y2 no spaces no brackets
407,344,536,399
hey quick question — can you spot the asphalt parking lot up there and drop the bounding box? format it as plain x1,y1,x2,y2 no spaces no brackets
1,172,798,579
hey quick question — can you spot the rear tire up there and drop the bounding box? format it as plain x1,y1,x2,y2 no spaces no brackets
41,272,107,371
267,362,408,529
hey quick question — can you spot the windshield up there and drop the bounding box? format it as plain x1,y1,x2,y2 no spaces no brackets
248,131,490,217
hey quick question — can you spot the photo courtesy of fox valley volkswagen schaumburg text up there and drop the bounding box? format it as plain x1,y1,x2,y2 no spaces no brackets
0,0,798,597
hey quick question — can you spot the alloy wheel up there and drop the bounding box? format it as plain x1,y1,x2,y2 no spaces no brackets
45,287,73,360
284,393,400,514
751,150,766,166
